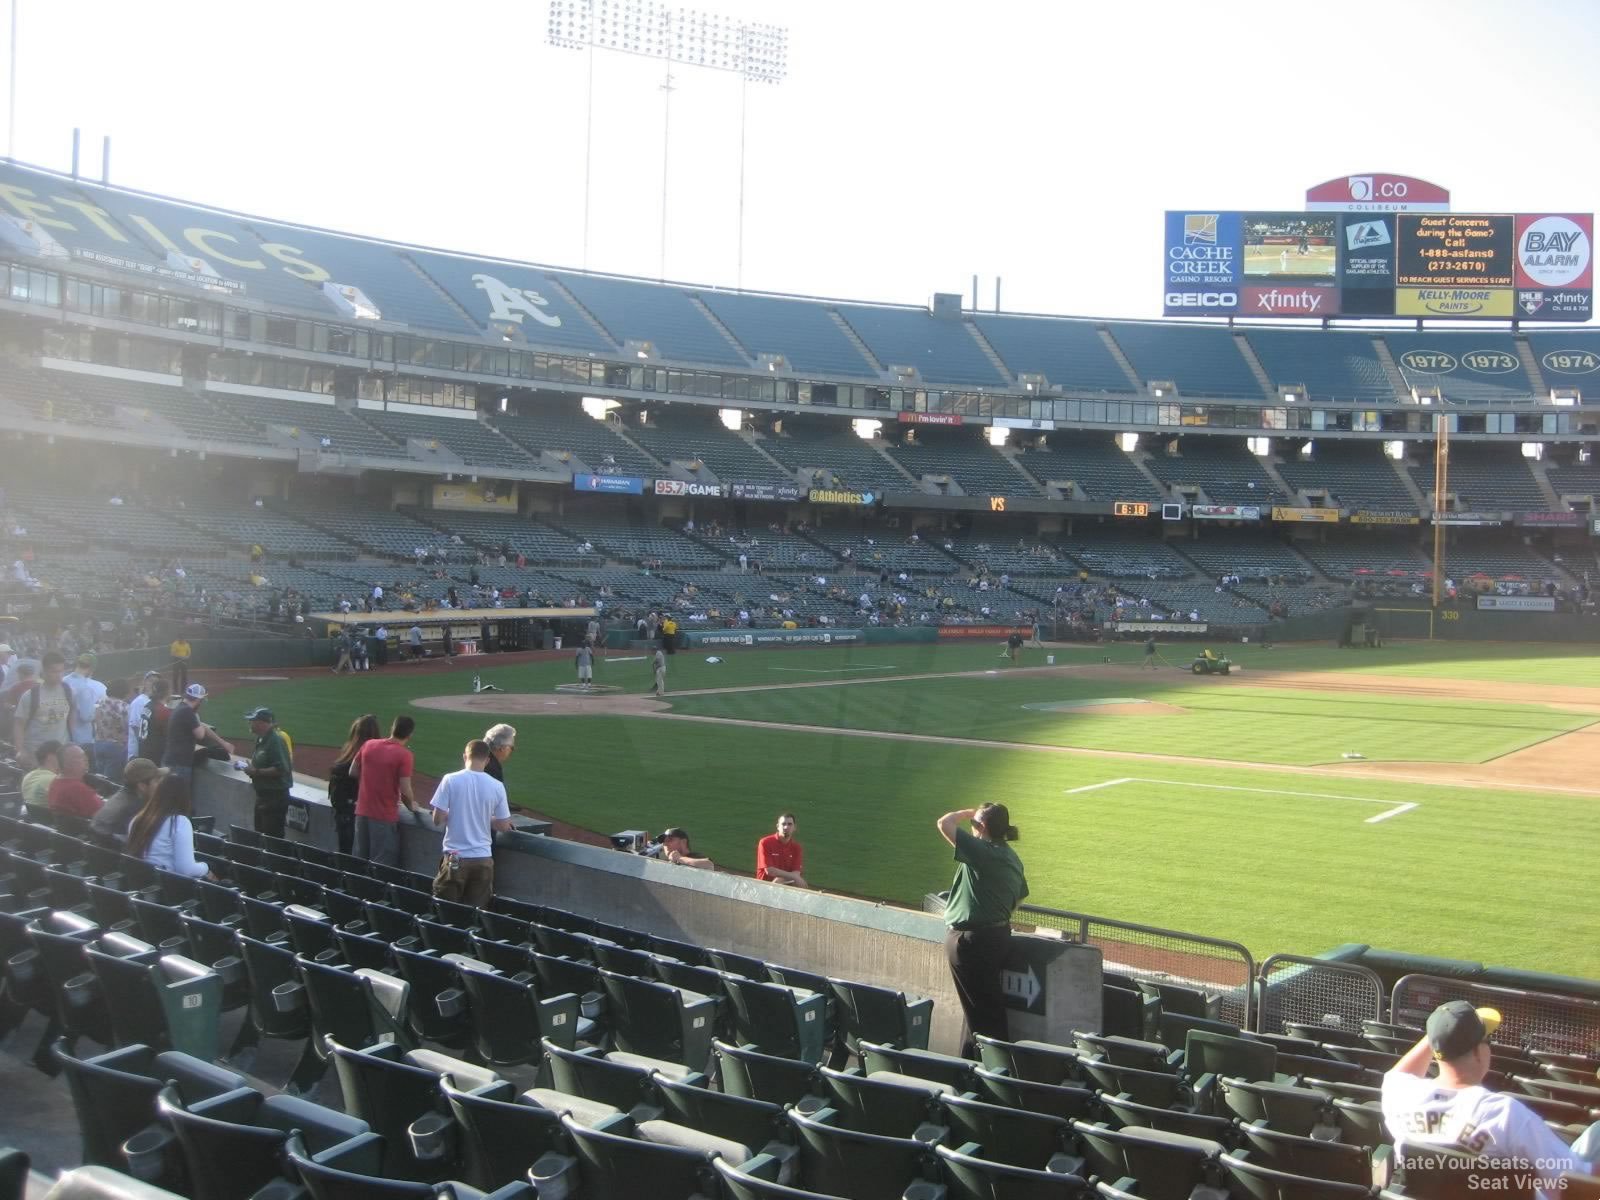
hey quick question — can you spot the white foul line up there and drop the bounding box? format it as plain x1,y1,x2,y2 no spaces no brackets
1064,776,1419,822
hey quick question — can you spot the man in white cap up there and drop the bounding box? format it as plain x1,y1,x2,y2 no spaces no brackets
1382,1000,1597,1197
161,683,233,781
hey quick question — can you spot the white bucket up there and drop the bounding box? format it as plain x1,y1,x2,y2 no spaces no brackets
1046,655,1055,665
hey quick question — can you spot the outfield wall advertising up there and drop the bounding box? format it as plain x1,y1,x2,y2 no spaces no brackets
573,473,643,494
1163,208,1591,319
680,628,864,647
1477,596,1556,612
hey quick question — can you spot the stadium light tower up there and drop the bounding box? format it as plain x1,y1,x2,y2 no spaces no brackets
547,0,788,283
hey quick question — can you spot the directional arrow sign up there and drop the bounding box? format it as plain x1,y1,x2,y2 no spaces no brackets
1001,962,1042,1012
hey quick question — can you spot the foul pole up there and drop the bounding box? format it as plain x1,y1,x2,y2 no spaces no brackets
1431,410,1449,607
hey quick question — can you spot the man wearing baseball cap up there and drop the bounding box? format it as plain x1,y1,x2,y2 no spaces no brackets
161,683,234,780
241,707,293,838
1382,1000,1596,1196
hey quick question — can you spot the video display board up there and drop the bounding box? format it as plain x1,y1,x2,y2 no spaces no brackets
1164,211,1591,320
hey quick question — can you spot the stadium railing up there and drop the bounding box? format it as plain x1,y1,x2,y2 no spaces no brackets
1254,953,1386,1036
1390,974,1600,1056
1018,904,1255,1030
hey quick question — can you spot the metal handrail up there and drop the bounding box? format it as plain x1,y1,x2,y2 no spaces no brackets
1256,952,1386,1035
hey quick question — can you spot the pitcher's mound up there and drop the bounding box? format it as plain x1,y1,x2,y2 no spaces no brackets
415,692,669,716
1023,697,1187,716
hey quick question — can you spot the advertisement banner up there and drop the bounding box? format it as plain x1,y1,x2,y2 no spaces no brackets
1306,174,1450,213
1395,287,1516,318
1436,512,1504,526
808,487,878,506
1116,621,1207,634
1351,512,1421,525
574,473,643,494
1271,506,1340,523
1397,214,1516,288
897,411,964,426
432,483,517,511
679,628,863,648
1514,510,1584,528
936,625,1028,640
730,482,806,502
1239,285,1338,317
1164,210,1241,315
1192,504,1261,520
1477,595,1556,612
993,416,1057,431
1339,216,1396,286
1513,215,1593,320
653,479,725,498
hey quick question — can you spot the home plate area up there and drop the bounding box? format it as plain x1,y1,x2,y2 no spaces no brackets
1023,698,1188,716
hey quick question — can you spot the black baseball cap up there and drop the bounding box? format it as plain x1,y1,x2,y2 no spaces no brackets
661,827,689,842
244,706,275,722
1426,1000,1502,1060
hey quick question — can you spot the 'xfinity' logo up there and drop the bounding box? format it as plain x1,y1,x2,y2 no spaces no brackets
472,274,564,328
1250,289,1327,314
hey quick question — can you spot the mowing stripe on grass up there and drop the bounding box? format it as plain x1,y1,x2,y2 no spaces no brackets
1063,776,1420,822
769,665,898,674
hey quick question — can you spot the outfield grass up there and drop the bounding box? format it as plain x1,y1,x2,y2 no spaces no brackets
207,640,1600,977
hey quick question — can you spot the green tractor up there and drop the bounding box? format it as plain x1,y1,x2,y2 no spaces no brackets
1190,650,1232,675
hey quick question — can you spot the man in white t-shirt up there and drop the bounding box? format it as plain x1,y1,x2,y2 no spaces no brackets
1382,1001,1596,1199
429,740,512,907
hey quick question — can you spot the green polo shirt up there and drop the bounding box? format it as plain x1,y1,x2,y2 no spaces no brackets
945,827,1028,930
250,728,293,795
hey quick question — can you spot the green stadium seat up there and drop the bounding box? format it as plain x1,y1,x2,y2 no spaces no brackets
1220,1151,1375,1200
713,1155,850,1200
819,1064,947,1138
935,1143,1092,1199
456,959,585,1062
1068,1120,1225,1200
788,1108,937,1200
599,969,717,1069
440,1078,567,1193
283,1131,535,1199
1218,1077,1335,1136
1080,1060,1189,1108
1236,1121,1372,1186
721,974,830,1064
938,1093,1080,1171
650,1072,788,1156
296,953,413,1059
861,1041,979,1092
972,1068,1097,1122
1073,1032,1179,1073
158,1084,375,1200
828,977,934,1055
714,1039,825,1109
975,1036,1086,1085
1098,1092,1235,1143
559,1112,719,1200
542,1039,668,1120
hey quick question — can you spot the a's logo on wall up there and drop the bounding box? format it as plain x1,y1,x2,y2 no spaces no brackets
471,274,564,328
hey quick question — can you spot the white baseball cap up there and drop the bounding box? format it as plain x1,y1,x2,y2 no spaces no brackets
185,683,208,700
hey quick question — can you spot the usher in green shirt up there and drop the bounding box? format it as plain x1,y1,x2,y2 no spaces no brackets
945,826,1028,930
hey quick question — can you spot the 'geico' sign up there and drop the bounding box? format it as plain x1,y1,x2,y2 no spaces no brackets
1165,292,1238,308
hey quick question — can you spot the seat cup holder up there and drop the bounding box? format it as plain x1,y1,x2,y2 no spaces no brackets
407,1111,455,1162
271,981,306,1013
63,971,99,1009
580,991,604,1020
435,987,465,1019
214,956,245,986
122,1127,175,1181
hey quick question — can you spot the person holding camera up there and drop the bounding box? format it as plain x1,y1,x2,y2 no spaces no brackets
649,827,713,870
937,802,1028,1059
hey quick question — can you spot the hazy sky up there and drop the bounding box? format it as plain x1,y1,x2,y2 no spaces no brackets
9,0,1600,319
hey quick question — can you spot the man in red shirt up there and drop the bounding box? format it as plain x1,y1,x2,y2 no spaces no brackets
350,714,419,866
756,812,808,887
48,744,104,820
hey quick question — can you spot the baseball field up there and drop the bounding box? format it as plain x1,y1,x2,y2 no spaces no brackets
203,638,1600,979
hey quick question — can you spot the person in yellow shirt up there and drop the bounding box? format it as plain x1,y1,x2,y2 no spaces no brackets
169,638,192,695
661,616,678,655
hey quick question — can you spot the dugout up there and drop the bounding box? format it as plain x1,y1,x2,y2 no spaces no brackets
311,606,597,656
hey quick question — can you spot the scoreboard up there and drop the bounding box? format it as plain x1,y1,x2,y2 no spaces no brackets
1164,210,1592,321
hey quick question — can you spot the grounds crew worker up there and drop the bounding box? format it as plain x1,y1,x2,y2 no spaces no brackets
242,706,294,838
937,803,1027,1059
